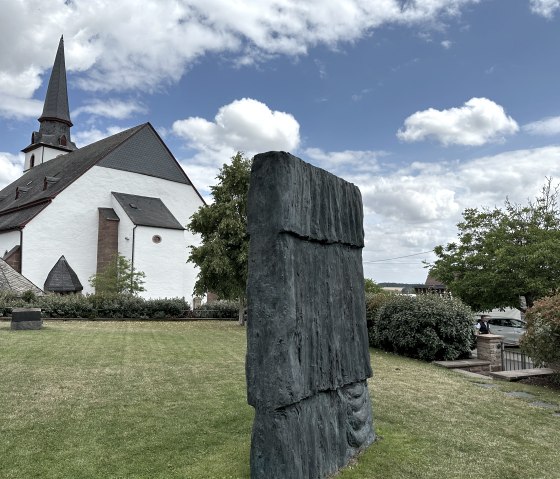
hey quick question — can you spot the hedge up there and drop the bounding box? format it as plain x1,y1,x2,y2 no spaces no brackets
373,294,475,361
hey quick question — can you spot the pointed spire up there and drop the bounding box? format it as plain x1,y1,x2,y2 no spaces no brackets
39,36,72,126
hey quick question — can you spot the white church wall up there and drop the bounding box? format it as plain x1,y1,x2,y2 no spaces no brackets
21,165,204,300
24,146,69,171
133,226,185,299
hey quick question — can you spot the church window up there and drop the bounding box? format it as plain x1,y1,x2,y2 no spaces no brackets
30,155,35,168
59,135,67,146
152,235,162,244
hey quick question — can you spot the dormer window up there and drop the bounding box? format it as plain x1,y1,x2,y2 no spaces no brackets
59,135,67,146
30,154,35,168
43,176,61,190
15,186,30,199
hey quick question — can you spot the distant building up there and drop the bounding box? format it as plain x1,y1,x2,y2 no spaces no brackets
0,37,205,300
414,274,448,296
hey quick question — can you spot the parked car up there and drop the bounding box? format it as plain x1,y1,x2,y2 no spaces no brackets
486,317,526,346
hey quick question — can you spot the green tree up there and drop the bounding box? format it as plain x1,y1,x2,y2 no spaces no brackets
187,152,251,325
364,278,383,294
89,254,146,295
430,179,560,312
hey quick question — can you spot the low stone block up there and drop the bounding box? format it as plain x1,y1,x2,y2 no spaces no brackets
11,308,42,330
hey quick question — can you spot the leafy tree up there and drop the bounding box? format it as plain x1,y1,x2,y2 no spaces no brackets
187,152,251,325
364,278,383,294
89,254,146,295
430,179,560,312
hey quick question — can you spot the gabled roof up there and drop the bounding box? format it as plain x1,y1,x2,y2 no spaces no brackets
0,123,202,232
39,36,72,126
112,192,184,230
0,258,43,295
44,255,83,292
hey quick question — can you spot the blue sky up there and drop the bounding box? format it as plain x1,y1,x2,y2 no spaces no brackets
1,0,560,284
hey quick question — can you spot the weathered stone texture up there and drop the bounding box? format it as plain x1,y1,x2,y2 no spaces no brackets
246,151,375,479
11,308,42,330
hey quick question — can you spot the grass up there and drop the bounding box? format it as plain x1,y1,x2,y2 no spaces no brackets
1,321,559,479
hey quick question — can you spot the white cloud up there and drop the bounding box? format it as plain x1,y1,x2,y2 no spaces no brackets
173,98,300,195
332,144,560,282
173,98,300,154
529,0,560,18
0,0,479,118
523,116,560,136
73,125,130,147
441,40,452,49
397,97,519,146
0,152,24,190
73,99,147,120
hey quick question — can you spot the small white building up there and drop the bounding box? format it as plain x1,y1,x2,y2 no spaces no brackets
0,37,205,300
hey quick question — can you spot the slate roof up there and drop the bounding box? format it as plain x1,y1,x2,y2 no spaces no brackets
0,123,200,232
112,192,184,230
44,255,83,292
39,36,72,125
0,258,43,295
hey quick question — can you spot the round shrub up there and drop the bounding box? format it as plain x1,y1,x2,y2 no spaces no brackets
373,294,475,361
521,294,560,370
365,292,393,347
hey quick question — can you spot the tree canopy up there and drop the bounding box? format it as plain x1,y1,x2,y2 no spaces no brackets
364,278,383,294
430,179,560,311
187,152,251,323
89,254,146,295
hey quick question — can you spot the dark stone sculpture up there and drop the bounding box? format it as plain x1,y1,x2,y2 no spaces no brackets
11,308,43,330
246,151,375,478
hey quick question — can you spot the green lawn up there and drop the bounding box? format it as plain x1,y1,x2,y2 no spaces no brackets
0,321,558,479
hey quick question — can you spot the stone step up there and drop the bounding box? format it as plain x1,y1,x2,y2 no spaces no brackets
488,368,556,381
433,359,491,369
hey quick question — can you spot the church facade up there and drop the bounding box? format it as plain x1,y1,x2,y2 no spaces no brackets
0,38,205,300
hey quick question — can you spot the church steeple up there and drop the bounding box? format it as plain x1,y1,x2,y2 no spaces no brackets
39,36,73,126
22,36,77,171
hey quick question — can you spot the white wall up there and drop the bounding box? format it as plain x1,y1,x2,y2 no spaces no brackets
21,165,204,302
24,146,68,171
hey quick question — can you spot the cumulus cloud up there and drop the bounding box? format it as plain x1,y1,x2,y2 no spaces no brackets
73,99,147,120
397,97,519,146
441,40,452,49
0,152,24,190
173,98,300,154
529,0,560,18
341,145,560,282
0,0,479,118
523,116,560,136
173,98,300,195
73,125,130,147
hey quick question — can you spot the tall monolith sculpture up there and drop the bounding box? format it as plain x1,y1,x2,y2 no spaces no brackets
246,151,375,479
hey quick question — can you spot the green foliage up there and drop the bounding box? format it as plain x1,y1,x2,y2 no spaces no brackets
374,294,475,361
0,293,190,319
365,291,393,347
364,278,383,294
521,294,560,370
430,179,560,311
89,255,146,295
191,300,239,319
187,152,251,322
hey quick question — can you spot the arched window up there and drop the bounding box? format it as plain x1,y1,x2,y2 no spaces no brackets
59,135,67,146
30,154,35,168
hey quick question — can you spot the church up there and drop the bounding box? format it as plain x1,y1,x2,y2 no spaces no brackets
0,37,206,300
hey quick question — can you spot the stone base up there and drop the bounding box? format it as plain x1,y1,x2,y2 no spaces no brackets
250,380,375,479
11,320,43,330
11,308,42,330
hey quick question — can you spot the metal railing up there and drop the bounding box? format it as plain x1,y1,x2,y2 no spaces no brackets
501,348,535,371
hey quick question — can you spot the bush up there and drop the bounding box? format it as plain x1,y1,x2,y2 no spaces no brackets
521,294,560,370
373,294,475,361
191,300,238,319
0,293,190,320
365,292,393,347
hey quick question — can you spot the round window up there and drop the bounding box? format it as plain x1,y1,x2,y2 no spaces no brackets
152,235,162,244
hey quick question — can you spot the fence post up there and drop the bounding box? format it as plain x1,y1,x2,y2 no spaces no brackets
476,334,504,371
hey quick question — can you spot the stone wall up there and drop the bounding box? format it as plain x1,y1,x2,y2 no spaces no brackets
246,152,375,479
